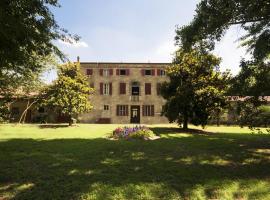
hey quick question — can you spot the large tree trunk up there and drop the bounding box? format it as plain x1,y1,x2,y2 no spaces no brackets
68,115,73,126
183,115,188,130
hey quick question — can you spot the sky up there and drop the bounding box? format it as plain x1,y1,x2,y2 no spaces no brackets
43,0,249,82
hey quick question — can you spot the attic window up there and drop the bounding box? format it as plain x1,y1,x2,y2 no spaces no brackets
145,69,151,76
120,69,126,75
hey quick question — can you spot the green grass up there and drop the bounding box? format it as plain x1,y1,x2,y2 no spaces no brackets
0,124,270,200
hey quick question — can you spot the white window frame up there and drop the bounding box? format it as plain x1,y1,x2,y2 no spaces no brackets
119,105,125,116
103,69,109,77
103,83,110,95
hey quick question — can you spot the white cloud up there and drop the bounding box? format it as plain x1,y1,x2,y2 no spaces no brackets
58,38,89,48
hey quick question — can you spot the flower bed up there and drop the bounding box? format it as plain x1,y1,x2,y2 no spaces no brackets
112,125,155,140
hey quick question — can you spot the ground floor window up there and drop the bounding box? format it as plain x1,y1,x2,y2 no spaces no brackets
104,105,109,111
142,105,154,116
116,105,128,116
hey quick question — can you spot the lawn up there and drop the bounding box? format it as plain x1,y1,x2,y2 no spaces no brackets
0,124,270,200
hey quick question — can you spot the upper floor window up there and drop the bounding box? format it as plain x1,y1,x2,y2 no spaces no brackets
117,69,130,76
145,83,151,95
100,68,113,76
119,83,126,95
160,69,166,76
141,69,155,76
120,69,126,75
86,69,93,76
103,83,110,95
145,69,151,75
103,69,110,76
100,82,112,95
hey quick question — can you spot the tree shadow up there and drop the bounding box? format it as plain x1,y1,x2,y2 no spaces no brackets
39,124,70,129
0,133,270,199
150,127,213,136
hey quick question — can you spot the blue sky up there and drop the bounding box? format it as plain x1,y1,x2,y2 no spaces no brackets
44,0,249,82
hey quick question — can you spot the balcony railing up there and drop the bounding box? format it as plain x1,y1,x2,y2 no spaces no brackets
130,95,140,102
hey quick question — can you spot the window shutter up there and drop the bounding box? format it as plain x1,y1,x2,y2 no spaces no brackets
116,105,119,116
109,69,113,75
145,83,151,95
157,69,161,76
151,105,154,116
120,83,126,94
116,69,119,75
157,83,161,95
126,69,130,76
100,83,103,95
141,69,145,76
125,105,129,116
151,69,155,76
109,83,112,95
142,105,145,116
99,69,103,76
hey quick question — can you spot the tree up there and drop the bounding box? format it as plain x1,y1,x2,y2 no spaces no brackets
42,62,93,126
161,48,230,129
0,0,78,97
176,0,270,61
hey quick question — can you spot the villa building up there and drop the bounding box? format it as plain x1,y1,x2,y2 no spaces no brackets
78,62,170,124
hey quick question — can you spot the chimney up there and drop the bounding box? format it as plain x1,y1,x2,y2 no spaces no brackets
77,56,80,63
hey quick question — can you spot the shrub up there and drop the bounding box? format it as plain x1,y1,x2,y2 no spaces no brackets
112,125,154,140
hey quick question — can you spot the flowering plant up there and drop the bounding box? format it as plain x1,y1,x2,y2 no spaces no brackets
112,125,154,140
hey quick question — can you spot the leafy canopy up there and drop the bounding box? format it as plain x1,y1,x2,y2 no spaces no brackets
0,0,77,96
176,0,270,61
42,63,93,125
161,48,230,129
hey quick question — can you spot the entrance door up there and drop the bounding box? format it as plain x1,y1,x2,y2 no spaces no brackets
130,105,140,123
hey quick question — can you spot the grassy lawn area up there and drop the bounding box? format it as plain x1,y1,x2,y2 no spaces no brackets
0,124,270,200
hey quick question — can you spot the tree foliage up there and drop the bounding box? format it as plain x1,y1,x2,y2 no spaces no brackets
42,63,93,125
176,0,270,61
0,0,77,97
161,48,230,129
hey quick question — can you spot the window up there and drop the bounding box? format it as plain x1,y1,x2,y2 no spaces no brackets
120,69,126,75
145,69,151,75
86,69,93,76
119,83,126,95
90,83,94,89
38,107,45,113
142,105,154,116
100,83,112,95
145,83,151,95
103,83,110,95
104,105,109,110
160,69,166,76
116,105,128,116
103,69,109,76
117,69,129,76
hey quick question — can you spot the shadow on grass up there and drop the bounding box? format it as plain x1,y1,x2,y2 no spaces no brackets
39,124,70,129
150,127,213,136
0,133,270,199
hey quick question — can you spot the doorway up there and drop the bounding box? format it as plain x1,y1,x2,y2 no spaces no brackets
130,105,140,123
